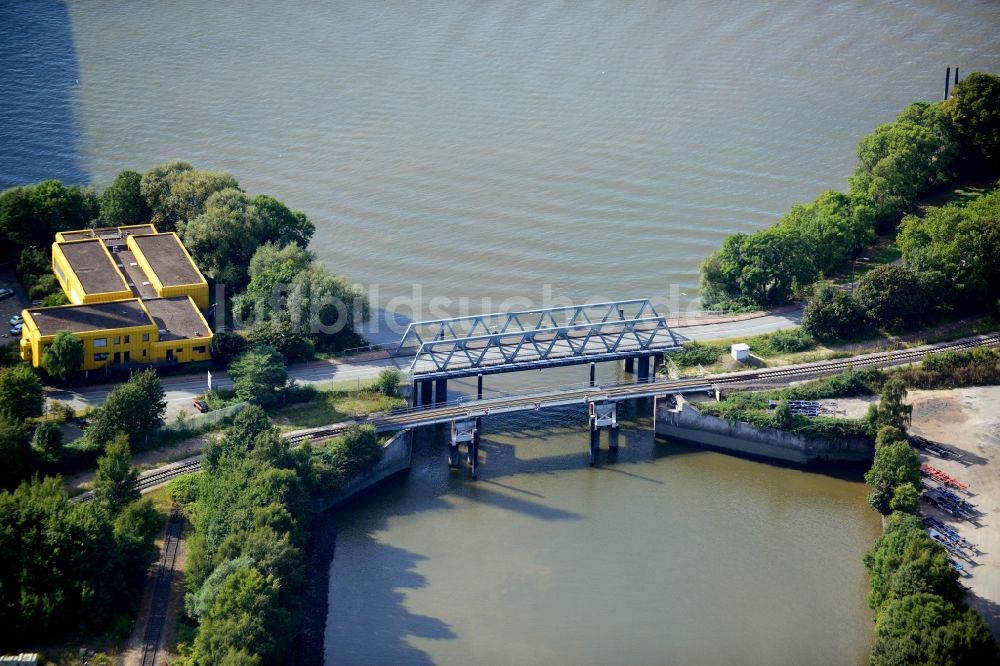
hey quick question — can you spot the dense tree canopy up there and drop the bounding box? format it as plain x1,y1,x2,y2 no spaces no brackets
228,346,288,406
0,476,159,648
801,284,868,341
865,441,920,515
898,190,1000,310
99,169,150,227
139,161,239,235
854,265,926,332
944,72,1000,170
0,365,44,422
700,76,1000,309
871,593,998,666
85,370,166,449
181,408,307,664
253,195,315,249
0,180,98,260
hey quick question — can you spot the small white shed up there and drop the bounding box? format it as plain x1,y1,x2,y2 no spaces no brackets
730,343,750,362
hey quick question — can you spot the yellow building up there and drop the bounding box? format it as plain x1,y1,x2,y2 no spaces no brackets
19,298,212,371
21,225,214,371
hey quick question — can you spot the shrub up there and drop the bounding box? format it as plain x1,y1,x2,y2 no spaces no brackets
670,342,727,368
802,284,869,341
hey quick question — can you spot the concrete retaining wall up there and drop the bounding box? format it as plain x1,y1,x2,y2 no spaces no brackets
655,396,873,465
313,429,412,512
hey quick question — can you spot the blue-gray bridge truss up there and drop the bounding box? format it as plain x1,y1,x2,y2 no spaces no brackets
399,299,681,380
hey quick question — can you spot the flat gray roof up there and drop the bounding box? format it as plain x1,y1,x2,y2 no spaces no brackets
59,240,129,295
143,297,210,342
131,234,203,287
28,300,151,336
115,249,159,299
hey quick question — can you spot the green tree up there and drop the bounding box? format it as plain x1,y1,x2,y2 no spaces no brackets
0,365,44,421
855,264,926,332
93,433,140,515
849,103,958,229
32,420,64,461
0,476,158,646
129,369,167,427
876,378,912,430
944,71,1000,170
0,416,33,489
193,566,292,664
872,593,998,666
234,243,314,324
140,161,239,234
85,371,165,449
209,330,249,367
801,284,868,341
286,264,370,350
99,170,150,227
875,425,908,450
0,180,98,260
865,441,921,514
253,195,315,249
43,331,84,381
183,188,266,290
376,368,402,398
898,190,1000,312
229,346,288,406
246,314,315,362
888,482,920,514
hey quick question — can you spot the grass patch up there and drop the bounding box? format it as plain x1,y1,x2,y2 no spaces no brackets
269,388,406,430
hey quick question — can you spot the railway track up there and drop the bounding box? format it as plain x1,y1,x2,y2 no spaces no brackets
139,506,185,666
74,332,1000,496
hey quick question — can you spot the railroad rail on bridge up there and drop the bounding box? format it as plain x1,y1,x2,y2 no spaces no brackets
396,299,682,405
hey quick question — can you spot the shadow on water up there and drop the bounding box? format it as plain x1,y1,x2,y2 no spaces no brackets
326,531,457,665
0,0,88,188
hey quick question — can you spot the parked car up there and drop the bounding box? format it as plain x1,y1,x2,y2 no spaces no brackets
0,288,13,301
10,324,22,335
193,399,209,413
9,314,22,326
75,418,90,429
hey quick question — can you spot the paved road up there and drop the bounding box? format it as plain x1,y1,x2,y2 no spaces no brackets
46,355,404,420
44,310,803,417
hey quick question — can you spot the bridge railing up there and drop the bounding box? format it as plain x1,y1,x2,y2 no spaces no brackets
408,315,678,374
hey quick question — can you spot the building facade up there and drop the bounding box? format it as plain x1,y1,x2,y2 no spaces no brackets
20,225,213,371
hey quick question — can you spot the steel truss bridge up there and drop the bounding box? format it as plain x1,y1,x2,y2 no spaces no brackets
396,299,681,381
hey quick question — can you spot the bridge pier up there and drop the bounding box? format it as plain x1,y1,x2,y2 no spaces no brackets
450,418,478,475
652,353,663,376
588,400,618,465
419,380,433,407
624,357,635,374
589,362,596,387
434,378,448,405
637,355,650,383
477,373,483,400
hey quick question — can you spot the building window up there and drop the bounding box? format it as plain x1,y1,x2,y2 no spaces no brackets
125,335,130,344
114,336,121,345
94,353,108,362
142,333,150,342
93,338,107,348
54,262,66,283
194,346,206,354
